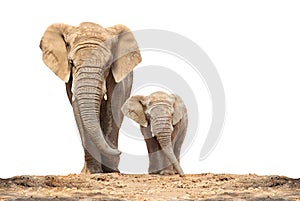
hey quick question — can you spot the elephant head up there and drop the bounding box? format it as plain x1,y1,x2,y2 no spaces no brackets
40,22,141,158
121,91,186,176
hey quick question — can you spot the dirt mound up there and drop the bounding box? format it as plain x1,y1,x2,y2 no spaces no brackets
0,173,299,200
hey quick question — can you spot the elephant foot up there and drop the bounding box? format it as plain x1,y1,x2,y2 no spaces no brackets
101,164,120,173
100,154,120,173
80,164,120,174
159,169,176,175
81,161,103,174
149,165,175,176
81,165,103,174
149,169,176,176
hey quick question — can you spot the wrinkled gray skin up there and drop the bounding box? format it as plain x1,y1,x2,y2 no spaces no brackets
122,91,187,176
40,22,141,173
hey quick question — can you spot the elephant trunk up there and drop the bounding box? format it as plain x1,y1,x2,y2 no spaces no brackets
73,67,121,157
152,117,185,177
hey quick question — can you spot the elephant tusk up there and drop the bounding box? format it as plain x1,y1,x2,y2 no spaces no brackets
104,94,108,101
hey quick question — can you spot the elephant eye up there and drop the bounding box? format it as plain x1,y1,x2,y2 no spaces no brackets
145,108,152,118
145,109,150,116
170,106,175,113
68,59,75,68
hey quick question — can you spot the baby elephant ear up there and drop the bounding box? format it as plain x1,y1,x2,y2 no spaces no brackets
40,23,74,82
106,24,142,83
172,94,185,125
121,95,148,127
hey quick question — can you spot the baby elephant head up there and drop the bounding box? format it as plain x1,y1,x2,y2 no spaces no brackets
122,91,186,176
121,91,184,129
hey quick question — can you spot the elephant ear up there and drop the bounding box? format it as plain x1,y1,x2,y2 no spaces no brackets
106,24,142,83
172,94,185,125
40,23,74,82
121,95,148,127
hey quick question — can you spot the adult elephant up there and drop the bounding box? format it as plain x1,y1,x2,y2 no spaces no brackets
40,22,142,173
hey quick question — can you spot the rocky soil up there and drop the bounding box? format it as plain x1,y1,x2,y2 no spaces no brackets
0,173,299,200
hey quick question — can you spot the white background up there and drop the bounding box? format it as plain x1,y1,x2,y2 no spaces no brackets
0,0,299,179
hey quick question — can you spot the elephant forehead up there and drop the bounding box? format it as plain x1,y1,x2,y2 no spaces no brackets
146,101,174,117
148,92,174,103
79,22,103,29
149,104,173,113
67,24,111,45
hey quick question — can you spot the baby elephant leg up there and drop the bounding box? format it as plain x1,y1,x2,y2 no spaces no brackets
141,126,173,174
141,126,179,175
172,119,187,174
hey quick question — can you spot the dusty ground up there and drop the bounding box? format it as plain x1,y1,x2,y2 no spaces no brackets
0,173,299,200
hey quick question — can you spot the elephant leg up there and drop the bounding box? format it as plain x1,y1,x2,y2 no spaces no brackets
99,94,120,173
173,131,185,162
172,119,187,174
140,126,174,175
81,149,103,174
99,71,133,172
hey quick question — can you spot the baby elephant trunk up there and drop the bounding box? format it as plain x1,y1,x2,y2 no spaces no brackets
152,117,185,177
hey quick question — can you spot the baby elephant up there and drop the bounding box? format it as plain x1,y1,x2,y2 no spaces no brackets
121,91,187,176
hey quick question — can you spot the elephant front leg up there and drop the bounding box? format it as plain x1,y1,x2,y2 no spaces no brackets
141,127,174,175
80,127,105,174
171,119,187,174
99,97,120,173
81,149,103,174
98,71,133,172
